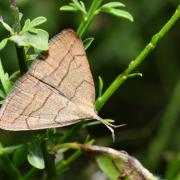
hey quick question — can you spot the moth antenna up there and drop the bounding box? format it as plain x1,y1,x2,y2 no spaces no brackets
95,116,126,142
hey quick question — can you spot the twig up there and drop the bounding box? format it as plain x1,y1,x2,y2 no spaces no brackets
95,4,180,111
10,0,27,74
77,0,102,37
41,140,57,179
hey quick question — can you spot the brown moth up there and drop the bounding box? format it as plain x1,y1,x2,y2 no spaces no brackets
0,29,116,139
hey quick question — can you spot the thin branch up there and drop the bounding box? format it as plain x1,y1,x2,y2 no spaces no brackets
41,140,57,179
77,0,102,37
10,0,28,74
95,4,180,111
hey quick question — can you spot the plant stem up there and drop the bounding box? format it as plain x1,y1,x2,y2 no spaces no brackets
56,150,82,174
10,0,28,74
15,46,28,75
77,0,103,37
95,4,180,111
23,168,39,180
41,140,57,179
59,122,83,143
10,0,21,32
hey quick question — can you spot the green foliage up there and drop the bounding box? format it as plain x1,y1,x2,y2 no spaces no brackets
13,146,28,167
27,141,45,169
83,37,94,50
98,76,104,97
0,0,179,179
0,16,48,51
60,0,133,37
165,153,180,179
96,155,120,180
99,2,133,22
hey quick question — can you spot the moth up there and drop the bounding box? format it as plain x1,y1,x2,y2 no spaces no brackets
0,29,117,140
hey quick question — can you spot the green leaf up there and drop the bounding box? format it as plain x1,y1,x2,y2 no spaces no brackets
27,142,45,169
0,58,11,94
98,76,104,97
13,146,28,167
0,89,6,99
96,155,120,180
60,5,78,12
101,8,133,22
22,19,31,32
10,34,27,46
9,70,20,82
0,144,23,155
0,100,4,104
80,1,86,12
26,54,38,61
101,2,125,8
30,16,47,27
84,119,115,127
24,29,49,50
10,29,49,50
83,37,94,50
28,27,38,34
21,17,47,34
72,0,86,14
0,19,14,34
0,38,8,51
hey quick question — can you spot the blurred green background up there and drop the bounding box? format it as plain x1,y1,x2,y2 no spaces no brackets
0,0,180,179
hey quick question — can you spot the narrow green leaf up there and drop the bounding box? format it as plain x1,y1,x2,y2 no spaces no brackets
98,76,103,97
60,5,78,12
0,58,11,94
84,119,115,127
0,20,14,34
72,0,86,14
26,54,38,61
0,89,5,99
96,155,120,180
13,146,28,167
22,19,31,32
80,1,86,12
27,142,45,169
9,70,20,82
101,8,133,22
101,2,125,8
0,144,23,155
0,38,8,51
28,27,38,34
10,29,49,50
30,16,47,27
83,37,94,50
0,100,4,104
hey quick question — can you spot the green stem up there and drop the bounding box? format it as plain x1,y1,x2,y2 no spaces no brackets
59,122,83,143
77,0,103,37
23,168,39,180
56,150,82,174
95,4,180,111
15,46,28,75
41,140,57,179
10,0,28,74
10,0,21,32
